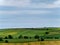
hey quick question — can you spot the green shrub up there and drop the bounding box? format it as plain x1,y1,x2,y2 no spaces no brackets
5,40,8,43
8,35,13,39
0,38,3,41
34,35,39,39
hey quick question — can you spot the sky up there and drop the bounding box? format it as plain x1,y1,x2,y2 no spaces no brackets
0,0,60,29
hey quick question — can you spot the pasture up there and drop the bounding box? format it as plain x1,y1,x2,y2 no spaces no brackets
0,27,60,44
0,41,60,45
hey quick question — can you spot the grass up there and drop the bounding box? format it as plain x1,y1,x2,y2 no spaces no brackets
0,27,60,43
0,41,60,45
0,29,47,37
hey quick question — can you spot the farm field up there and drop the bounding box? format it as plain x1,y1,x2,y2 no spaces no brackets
0,28,60,37
0,27,60,43
0,41,60,45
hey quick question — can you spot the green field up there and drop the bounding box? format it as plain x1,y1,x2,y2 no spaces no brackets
0,27,60,43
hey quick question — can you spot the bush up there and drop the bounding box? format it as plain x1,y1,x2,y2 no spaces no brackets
34,35,39,39
18,35,23,39
45,32,49,34
24,36,28,39
55,37,59,39
29,37,32,39
46,28,48,30
8,35,13,39
4,36,8,39
0,37,3,41
41,38,44,41
5,40,8,43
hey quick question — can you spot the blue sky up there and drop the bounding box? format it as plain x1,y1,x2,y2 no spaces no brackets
0,0,60,29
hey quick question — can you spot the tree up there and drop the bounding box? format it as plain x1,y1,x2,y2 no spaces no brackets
46,28,48,30
29,37,32,39
4,36,8,39
5,40,8,43
55,37,59,39
34,35,39,39
8,35,13,39
0,37,3,41
41,38,44,41
24,36,28,39
45,32,49,34
18,35,23,39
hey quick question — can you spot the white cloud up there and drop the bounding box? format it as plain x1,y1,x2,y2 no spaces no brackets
0,10,50,15
25,10,50,14
0,0,60,8
54,0,60,5
28,0,60,8
0,0,30,7
0,11,17,14
46,0,60,8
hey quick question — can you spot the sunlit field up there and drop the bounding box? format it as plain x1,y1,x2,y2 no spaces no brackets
0,28,60,45
0,41,60,45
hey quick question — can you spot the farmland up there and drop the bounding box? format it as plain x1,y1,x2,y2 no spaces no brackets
0,41,60,45
0,27,60,45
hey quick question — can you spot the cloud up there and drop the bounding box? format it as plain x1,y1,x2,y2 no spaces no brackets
0,11,17,14
45,0,60,8
53,0,60,8
0,10,51,15
30,0,60,8
0,0,60,8
28,0,60,8
0,0,30,7
54,0,60,5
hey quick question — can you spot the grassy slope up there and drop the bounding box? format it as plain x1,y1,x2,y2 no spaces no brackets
0,28,60,43
0,29,46,37
0,28,60,37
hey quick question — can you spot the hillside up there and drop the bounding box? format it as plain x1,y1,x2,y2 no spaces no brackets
0,27,60,43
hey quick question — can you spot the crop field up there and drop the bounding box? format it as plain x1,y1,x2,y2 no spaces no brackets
0,41,60,45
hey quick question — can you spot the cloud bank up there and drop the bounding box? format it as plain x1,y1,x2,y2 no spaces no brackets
0,0,60,8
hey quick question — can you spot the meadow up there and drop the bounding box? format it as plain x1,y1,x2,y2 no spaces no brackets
0,41,60,45
0,27,60,45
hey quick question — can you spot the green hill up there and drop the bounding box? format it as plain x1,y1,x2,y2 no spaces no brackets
0,27,60,43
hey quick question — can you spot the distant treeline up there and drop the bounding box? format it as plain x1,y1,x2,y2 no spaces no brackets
0,27,60,30
24,27,59,30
